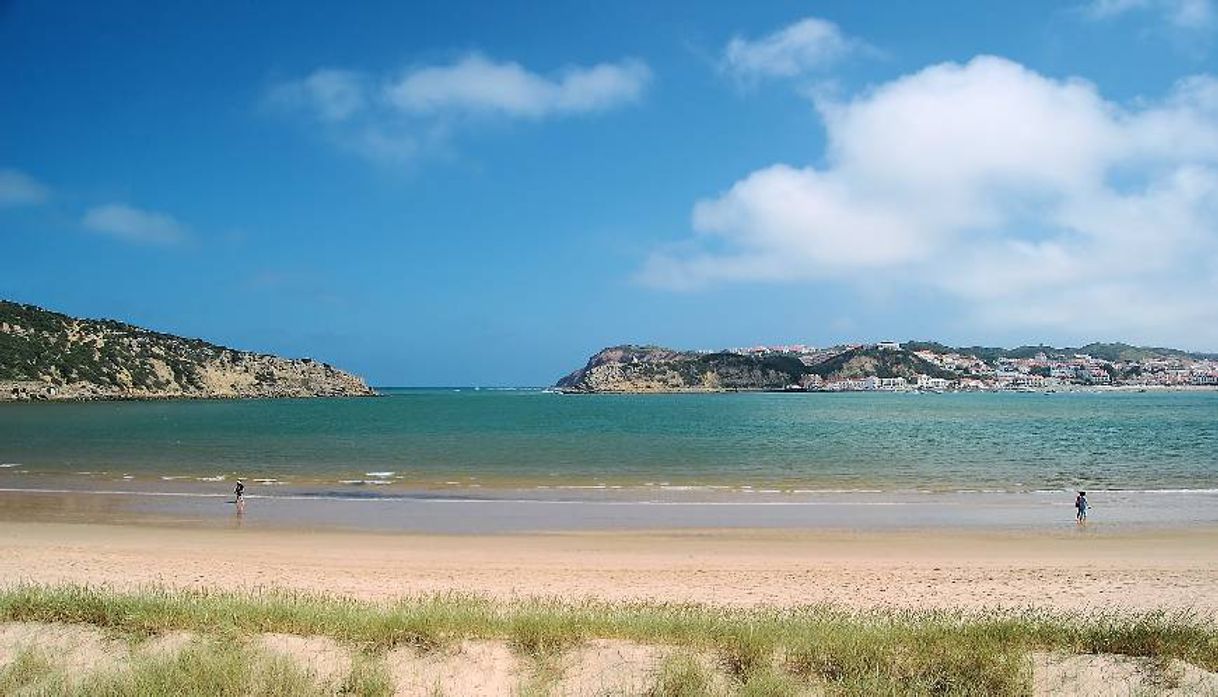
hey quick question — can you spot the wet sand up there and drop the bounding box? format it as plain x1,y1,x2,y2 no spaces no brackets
1,517,1216,611
2,484,1217,533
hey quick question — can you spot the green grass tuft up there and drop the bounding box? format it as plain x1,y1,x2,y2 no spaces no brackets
736,665,806,697
649,654,721,697
338,652,394,697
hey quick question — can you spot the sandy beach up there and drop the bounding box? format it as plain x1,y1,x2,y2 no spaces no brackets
4,486,1217,694
2,518,1216,612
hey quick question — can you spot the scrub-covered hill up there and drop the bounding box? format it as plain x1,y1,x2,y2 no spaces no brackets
0,300,374,400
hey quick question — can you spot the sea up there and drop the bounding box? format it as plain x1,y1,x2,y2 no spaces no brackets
1,389,1216,531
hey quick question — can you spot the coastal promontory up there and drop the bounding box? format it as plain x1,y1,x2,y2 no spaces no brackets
555,345,813,393
555,342,1218,393
0,300,375,400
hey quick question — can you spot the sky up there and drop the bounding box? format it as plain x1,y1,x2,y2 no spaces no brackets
2,0,1217,385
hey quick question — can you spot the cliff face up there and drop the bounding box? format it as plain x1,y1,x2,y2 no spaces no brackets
554,344,963,393
0,300,375,401
555,345,811,393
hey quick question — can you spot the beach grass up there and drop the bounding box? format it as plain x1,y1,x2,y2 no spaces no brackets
650,654,723,696
78,638,323,697
0,584,1214,695
0,646,66,694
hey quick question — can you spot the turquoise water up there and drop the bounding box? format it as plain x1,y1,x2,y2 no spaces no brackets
1,389,1216,494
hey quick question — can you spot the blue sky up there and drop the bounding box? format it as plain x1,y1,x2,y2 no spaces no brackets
3,0,1217,385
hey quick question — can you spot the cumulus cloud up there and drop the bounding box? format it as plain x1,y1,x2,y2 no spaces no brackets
641,56,1218,346
722,17,860,80
1083,0,1215,30
0,168,49,207
267,54,650,162
82,203,189,245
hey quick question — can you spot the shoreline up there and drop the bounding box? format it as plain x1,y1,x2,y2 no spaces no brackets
3,381,1215,401
2,486,1217,534
552,384,1218,394
0,388,382,403
5,467,1218,499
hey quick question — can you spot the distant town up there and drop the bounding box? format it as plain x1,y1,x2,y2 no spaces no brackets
721,341,1218,392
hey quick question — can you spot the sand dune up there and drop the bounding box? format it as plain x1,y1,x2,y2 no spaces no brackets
4,622,1217,696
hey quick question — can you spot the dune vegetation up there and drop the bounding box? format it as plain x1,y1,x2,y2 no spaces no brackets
0,584,1215,695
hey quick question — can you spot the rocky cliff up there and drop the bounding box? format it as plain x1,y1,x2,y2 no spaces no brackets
0,300,375,400
554,344,959,393
554,345,813,393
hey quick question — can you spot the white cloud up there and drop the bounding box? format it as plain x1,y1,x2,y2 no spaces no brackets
722,17,859,80
1083,0,1215,29
0,169,50,207
268,53,650,162
267,69,367,123
1086,0,1156,18
82,203,189,245
641,56,1218,346
385,54,650,117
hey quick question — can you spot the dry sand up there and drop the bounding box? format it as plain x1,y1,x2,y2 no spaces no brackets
554,640,668,696
258,633,352,685
1031,652,1218,696
389,640,523,696
0,520,1216,611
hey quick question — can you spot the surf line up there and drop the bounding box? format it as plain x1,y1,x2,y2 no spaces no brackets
0,487,927,506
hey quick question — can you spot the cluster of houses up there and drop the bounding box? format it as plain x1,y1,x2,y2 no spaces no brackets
913,348,1218,389
808,374,954,392
726,342,1218,392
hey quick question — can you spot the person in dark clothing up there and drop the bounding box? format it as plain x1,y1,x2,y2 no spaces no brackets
234,479,246,514
1075,491,1088,523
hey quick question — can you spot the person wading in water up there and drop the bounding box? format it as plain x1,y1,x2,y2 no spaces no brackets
234,479,246,514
